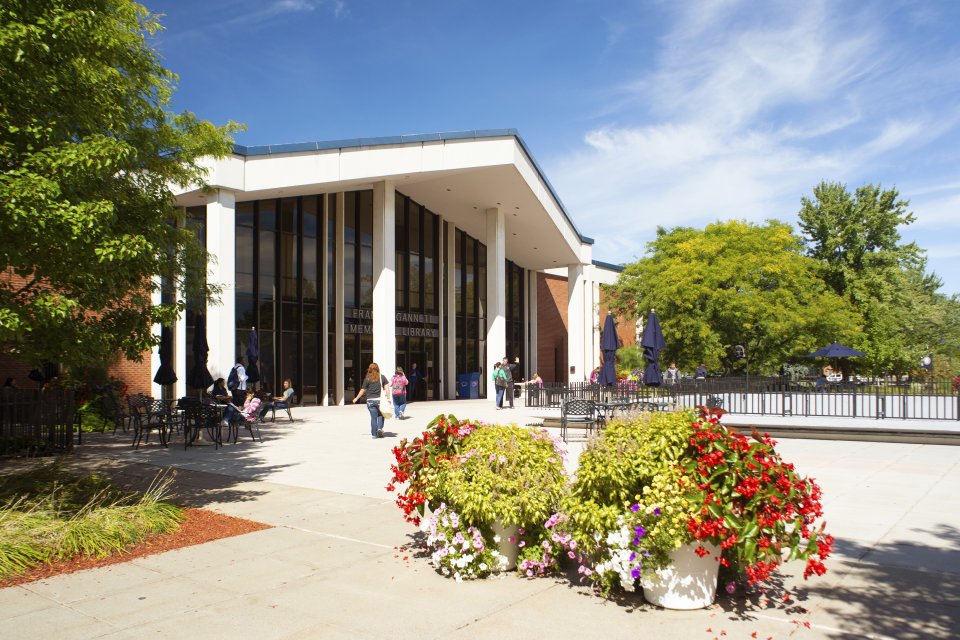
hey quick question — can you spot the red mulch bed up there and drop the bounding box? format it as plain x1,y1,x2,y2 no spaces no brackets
0,508,271,588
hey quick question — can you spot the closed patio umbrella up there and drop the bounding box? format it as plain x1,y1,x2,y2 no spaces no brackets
598,314,619,386
186,313,214,394
641,310,665,387
153,326,177,386
246,327,261,385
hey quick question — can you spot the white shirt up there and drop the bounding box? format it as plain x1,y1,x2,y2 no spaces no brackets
235,363,248,390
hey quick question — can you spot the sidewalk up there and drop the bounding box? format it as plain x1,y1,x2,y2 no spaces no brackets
3,400,959,639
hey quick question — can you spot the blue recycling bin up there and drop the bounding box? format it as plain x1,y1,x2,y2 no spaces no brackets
457,373,469,399
467,372,481,399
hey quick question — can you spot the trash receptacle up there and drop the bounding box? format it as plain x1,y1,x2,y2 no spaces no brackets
457,374,469,399
468,372,481,399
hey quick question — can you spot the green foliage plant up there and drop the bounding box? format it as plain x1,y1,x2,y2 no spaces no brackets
563,410,695,565
0,1,243,372
436,425,567,528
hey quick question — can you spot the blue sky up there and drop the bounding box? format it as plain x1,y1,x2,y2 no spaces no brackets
149,0,960,295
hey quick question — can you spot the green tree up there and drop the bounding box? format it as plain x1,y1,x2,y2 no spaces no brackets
797,182,951,374
603,220,857,374
0,0,242,375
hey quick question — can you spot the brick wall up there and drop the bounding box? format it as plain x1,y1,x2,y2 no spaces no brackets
3,267,154,394
599,298,637,348
107,351,153,396
536,273,567,382
536,273,637,383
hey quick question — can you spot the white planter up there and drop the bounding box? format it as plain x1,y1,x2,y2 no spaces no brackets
642,542,720,610
418,500,433,532
491,521,520,570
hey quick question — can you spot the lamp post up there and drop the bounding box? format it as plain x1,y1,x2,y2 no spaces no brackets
735,344,749,403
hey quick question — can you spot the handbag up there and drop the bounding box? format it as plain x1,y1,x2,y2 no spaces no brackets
379,393,394,420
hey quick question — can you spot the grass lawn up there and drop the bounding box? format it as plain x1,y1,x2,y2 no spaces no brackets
0,462,184,581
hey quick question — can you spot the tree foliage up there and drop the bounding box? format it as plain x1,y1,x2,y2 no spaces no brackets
0,0,242,375
604,220,856,374
798,182,958,375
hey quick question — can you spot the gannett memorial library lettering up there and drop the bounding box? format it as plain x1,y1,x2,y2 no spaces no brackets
158,130,630,405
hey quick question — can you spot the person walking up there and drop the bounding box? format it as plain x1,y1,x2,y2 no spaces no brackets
501,356,515,409
407,362,421,403
492,362,507,409
227,357,248,405
353,363,390,439
391,366,409,420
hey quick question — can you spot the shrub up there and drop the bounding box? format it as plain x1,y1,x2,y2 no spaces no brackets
436,425,567,528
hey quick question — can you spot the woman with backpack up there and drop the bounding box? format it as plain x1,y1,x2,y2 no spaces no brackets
391,366,409,420
492,362,508,410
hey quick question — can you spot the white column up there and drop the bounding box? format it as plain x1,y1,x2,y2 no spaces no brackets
445,222,457,399
590,278,601,375
321,194,330,406
485,207,506,400
335,193,345,404
528,269,538,381
174,284,186,399
150,278,162,399
372,181,396,380
567,264,586,382
205,189,236,382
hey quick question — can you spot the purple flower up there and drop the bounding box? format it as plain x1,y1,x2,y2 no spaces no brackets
631,567,641,579
725,581,737,594
630,504,640,512
653,508,662,516
634,526,646,537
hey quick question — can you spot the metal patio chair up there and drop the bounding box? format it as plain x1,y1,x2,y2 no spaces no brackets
560,398,597,443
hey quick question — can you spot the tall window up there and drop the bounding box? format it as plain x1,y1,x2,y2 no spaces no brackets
185,206,206,389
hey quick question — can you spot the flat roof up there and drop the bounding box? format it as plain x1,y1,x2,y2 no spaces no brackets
232,129,594,246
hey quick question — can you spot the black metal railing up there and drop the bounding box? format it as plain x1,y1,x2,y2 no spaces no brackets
0,388,76,455
526,377,960,421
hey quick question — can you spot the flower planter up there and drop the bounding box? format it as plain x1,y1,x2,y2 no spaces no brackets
491,521,520,570
641,542,720,610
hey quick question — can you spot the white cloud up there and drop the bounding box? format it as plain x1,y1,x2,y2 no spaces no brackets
548,0,960,286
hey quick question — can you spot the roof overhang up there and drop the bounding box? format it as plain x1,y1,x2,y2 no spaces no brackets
174,130,592,270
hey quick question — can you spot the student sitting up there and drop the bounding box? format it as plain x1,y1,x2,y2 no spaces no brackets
223,390,261,427
259,379,295,421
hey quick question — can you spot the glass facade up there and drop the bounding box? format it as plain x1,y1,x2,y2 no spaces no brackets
230,189,516,405
394,193,441,400
184,206,206,389
454,229,488,395
505,260,526,382
234,196,327,401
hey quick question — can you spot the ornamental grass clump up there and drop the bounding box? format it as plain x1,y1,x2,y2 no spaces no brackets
0,463,183,580
387,414,479,525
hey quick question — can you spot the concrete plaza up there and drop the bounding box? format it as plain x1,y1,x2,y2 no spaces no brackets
2,399,959,639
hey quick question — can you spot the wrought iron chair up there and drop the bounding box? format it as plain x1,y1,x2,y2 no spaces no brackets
133,399,174,449
560,399,597,443
183,404,224,449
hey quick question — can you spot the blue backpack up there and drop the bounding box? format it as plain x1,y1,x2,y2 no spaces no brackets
227,365,240,391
